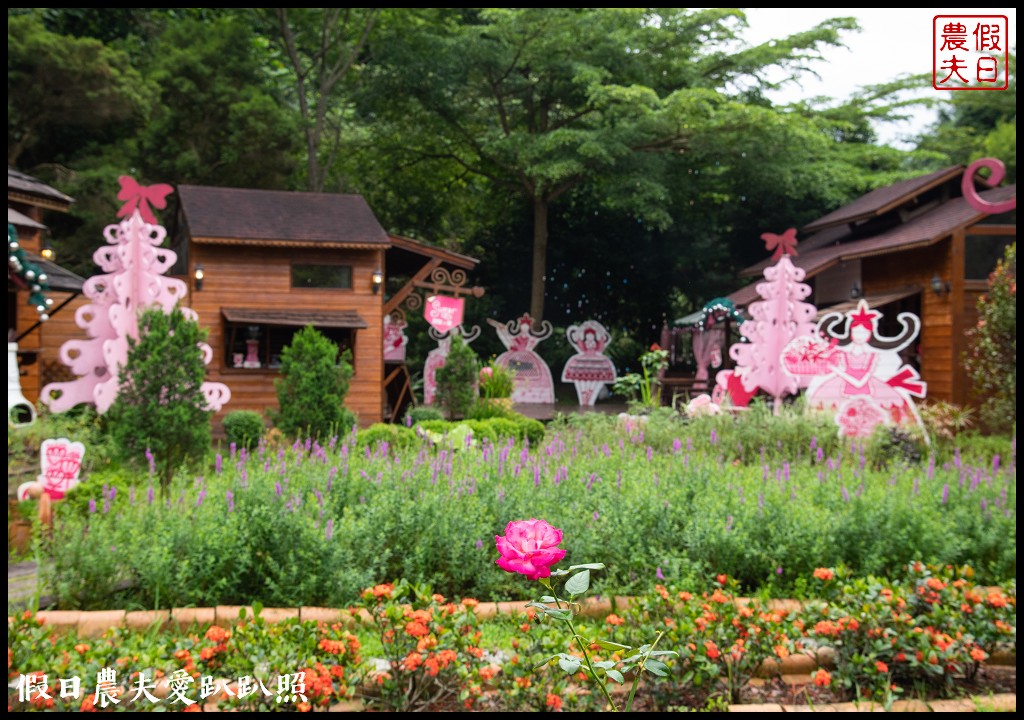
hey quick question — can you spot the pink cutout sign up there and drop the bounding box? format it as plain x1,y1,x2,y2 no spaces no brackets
424,295,465,334
40,177,230,414
383,314,408,362
17,438,86,501
489,314,555,404
805,299,927,439
561,320,616,406
423,325,480,406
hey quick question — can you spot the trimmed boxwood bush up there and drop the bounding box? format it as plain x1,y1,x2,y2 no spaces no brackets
222,410,266,451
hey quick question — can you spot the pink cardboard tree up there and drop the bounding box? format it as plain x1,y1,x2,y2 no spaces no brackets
40,177,230,414
716,229,819,413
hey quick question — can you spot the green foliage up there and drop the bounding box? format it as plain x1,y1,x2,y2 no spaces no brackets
356,423,419,453
479,359,516,400
7,12,153,166
273,325,356,440
405,405,444,424
964,243,1016,432
45,415,1014,610
613,344,669,411
105,307,213,489
222,410,266,451
434,333,479,420
864,425,925,470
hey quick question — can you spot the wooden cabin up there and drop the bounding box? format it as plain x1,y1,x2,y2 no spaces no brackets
172,185,479,429
724,166,1016,407
8,168,86,404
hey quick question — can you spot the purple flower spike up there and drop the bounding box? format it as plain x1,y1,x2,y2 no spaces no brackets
656,566,665,580
88,499,97,514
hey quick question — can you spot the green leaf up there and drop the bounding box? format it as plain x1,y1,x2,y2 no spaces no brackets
540,595,557,603
606,669,625,684
533,655,561,671
251,601,263,618
548,569,571,577
644,659,669,677
595,639,632,651
558,656,582,674
542,608,572,621
565,569,591,596
568,563,606,571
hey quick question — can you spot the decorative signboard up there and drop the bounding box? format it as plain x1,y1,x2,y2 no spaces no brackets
424,295,465,334
488,314,555,404
17,437,86,501
383,313,409,362
804,299,927,439
561,320,616,406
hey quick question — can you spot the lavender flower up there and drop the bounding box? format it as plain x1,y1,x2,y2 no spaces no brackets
145,448,155,476
226,490,234,512
841,486,850,503
196,489,206,508
147,486,155,504
274,481,283,497
656,566,665,580
88,499,97,514
941,483,949,505
215,453,223,475
475,539,484,550
593,511,600,521
325,519,334,541
672,438,682,454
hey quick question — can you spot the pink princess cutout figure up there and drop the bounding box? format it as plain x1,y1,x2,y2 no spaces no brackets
488,314,555,404
423,325,480,406
805,300,927,439
562,320,617,406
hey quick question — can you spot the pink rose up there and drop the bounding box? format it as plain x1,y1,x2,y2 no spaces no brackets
495,519,566,580
479,366,494,382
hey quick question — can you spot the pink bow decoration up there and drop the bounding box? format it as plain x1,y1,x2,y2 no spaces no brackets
761,228,799,262
117,176,175,224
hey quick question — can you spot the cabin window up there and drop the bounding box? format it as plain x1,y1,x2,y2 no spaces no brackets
965,236,1014,280
223,323,355,371
291,264,353,289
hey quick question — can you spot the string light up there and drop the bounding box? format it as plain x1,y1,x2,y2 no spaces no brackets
8,223,53,321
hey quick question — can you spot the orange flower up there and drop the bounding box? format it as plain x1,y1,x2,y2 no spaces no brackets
704,641,720,660
199,647,215,661
297,702,312,712
81,695,97,713
605,614,625,626
546,693,563,711
774,644,790,659
461,598,480,608
330,665,345,679
895,652,906,662
432,593,446,604
813,568,834,581
466,646,484,659
423,656,441,677
716,574,728,585
205,626,230,643
926,578,946,591
369,583,394,599
678,591,693,601
405,621,430,638
655,584,670,600
520,623,531,633
515,676,532,689
970,647,987,662
710,589,729,604
479,666,497,682
813,669,831,687
875,661,889,674
986,590,1008,608
74,644,90,655
319,639,346,655
400,652,424,672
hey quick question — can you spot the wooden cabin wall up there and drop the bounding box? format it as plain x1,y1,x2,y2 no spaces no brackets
187,243,385,430
862,238,955,403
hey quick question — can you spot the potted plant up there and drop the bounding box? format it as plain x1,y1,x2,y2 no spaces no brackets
478,359,517,413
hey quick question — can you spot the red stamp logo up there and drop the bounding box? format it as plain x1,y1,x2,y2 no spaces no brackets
933,15,1009,90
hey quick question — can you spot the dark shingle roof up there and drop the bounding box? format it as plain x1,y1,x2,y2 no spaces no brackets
727,184,1016,308
178,185,390,247
25,252,85,293
802,166,962,233
8,167,74,209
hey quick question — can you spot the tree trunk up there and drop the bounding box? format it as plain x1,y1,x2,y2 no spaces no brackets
530,196,549,322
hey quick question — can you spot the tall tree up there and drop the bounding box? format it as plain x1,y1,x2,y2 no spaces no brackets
262,8,379,192
7,12,153,166
363,8,859,321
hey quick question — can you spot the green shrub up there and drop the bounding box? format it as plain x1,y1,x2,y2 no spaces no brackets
222,410,266,451
405,405,444,424
479,359,516,399
434,333,478,420
106,307,213,489
357,423,419,453
272,325,356,439
467,398,515,420
964,242,1015,432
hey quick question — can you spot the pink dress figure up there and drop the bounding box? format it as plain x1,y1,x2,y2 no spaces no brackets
488,314,555,404
562,321,616,406
806,300,927,439
423,325,479,406
383,314,409,362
